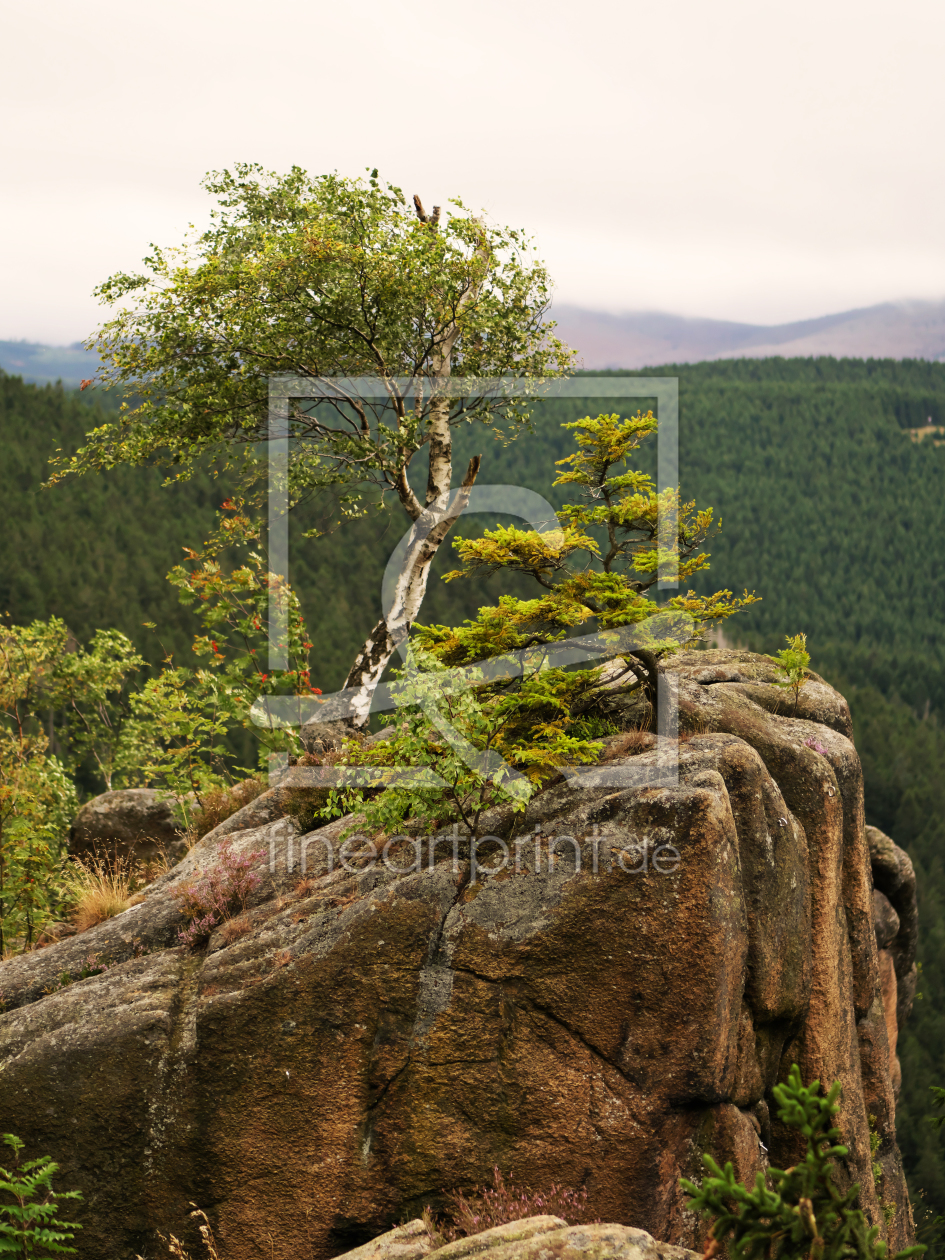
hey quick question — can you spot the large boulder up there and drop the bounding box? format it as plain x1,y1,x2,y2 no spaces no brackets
69,788,187,865
0,651,917,1259
333,1218,700,1260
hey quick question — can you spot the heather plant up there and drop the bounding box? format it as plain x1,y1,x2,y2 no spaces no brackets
0,1132,82,1257
170,837,266,947
682,1064,925,1260
425,1166,591,1244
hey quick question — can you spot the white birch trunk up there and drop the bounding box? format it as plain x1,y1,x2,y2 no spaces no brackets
330,212,490,728
339,453,480,727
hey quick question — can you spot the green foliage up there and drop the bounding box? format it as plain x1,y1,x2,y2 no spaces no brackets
0,372,218,673
0,613,174,949
444,411,755,633
328,637,626,839
0,620,85,951
322,647,568,839
0,1133,82,1257
0,525,322,949
772,633,811,710
53,165,574,515
421,410,756,707
148,503,320,806
682,1065,923,1260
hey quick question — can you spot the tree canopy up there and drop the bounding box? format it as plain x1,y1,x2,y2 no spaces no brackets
55,164,573,510
416,412,758,707
54,164,576,723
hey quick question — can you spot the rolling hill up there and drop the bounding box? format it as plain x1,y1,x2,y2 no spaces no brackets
551,299,945,368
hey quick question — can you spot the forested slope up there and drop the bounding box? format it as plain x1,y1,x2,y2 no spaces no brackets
0,374,219,667
3,358,945,1217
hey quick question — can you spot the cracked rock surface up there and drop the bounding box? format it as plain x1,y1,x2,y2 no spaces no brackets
0,651,916,1259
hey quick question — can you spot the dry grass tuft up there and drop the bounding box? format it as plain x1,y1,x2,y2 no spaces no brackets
217,916,252,945
65,854,146,933
152,1206,221,1260
293,875,316,899
600,728,655,761
187,777,266,846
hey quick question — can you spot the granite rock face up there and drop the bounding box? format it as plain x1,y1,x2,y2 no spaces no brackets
866,825,918,1099
0,652,917,1259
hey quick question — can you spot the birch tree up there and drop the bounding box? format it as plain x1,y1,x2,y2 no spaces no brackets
55,165,575,725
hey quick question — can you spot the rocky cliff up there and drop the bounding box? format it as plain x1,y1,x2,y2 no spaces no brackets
0,651,918,1259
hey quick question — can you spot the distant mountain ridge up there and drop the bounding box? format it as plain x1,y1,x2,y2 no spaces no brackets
549,299,945,368
4,297,945,383
0,340,98,388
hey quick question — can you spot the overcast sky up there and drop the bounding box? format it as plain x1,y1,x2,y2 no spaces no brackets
3,0,944,344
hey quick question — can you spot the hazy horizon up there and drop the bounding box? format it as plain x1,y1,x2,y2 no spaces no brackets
5,294,945,352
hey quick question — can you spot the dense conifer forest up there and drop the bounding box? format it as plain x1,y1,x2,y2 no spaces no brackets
3,357,945,1218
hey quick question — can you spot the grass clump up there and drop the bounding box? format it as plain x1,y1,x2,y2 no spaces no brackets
62,853,148,934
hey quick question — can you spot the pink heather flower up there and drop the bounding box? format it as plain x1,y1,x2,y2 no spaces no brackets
171,837,265,947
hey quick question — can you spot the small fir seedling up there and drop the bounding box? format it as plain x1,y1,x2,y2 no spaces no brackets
681,1064,924,1260
772,633,811,712
0,1132,82,1257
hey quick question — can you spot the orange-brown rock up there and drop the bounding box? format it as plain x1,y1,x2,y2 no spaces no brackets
0,651,917,1259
